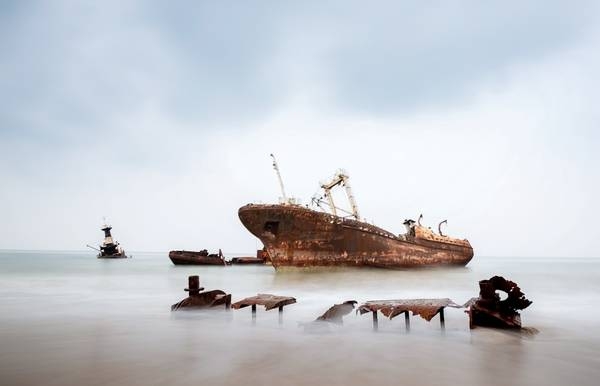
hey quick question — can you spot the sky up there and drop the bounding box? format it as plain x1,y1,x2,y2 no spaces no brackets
0,1,599,257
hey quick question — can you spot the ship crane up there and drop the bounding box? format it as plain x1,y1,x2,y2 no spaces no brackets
320,170,361,220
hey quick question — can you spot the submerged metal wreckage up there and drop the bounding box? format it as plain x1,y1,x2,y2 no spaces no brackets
171,276,231,311
87,222,128,258
171,275,533,331
232,294,297,324
168,249,269,266
169,249,226,266
358,298,462,331
238,155,474,270
465,276,533,329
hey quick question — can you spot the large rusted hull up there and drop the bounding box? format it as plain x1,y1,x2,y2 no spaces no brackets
238,204,474,269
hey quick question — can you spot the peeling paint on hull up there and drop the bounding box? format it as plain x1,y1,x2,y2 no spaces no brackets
238,204,474,270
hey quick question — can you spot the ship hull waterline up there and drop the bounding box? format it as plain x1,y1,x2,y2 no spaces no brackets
97,253,127,259
238,204,474,270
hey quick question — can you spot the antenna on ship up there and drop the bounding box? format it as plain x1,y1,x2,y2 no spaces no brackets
270,153,289,205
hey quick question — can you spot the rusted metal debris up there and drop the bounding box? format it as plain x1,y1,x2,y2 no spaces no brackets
466,276,532,329
315,300,357,324
232,294,296,311
232,294,296,324
171,275,231,311
358,298,461,330
358,298,461,321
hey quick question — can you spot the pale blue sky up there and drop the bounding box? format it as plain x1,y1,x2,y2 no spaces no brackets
1,1,598,256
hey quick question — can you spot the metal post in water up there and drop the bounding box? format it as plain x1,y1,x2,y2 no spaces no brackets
372,311,378,331
404,311,410,332
439,308,445,330
186,276,202,296
252,304,257,324
278,305,284,325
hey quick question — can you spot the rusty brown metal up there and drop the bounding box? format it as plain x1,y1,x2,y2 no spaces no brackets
315,300,357,324
358,298,461,323
231,294,296,311
466,276,532,329
238,204,473,269
229,257,265,264
229,250,268,265
171,275,231,311
169,249,226,266
232,294,296,325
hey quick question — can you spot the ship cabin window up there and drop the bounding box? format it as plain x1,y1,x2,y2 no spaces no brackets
264,221,280,235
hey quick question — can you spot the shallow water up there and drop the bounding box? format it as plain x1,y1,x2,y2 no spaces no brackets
1,251,599,386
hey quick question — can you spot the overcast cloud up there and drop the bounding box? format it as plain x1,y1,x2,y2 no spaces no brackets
0,1,598,257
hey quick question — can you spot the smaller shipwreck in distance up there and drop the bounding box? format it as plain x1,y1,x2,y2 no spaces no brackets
87,222,128,258
238,155,474,269
169,249,226,265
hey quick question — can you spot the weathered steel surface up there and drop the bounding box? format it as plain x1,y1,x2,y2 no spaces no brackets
230,248,270,265
238,204,473,269
358,298,461,321
171,275,231,311
231,294,296,311
315,300,357,324
467,276,532,329
229,257,265,265
169,250,226,266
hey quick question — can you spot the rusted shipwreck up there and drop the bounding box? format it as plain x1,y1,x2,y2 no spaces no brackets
238,155,474,269
169,249,226,265
87,222,128,258
169,249,268,266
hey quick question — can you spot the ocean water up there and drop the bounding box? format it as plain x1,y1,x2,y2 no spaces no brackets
1,251,599,386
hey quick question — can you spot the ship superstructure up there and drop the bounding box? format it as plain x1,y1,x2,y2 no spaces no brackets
89,222,128,258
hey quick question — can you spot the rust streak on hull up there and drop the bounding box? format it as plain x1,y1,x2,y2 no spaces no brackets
238,204,474,269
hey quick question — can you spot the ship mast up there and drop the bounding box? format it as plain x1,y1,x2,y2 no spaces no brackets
320,170,360,220
270,153,289,204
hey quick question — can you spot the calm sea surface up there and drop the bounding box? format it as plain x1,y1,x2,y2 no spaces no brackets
1,251,599,386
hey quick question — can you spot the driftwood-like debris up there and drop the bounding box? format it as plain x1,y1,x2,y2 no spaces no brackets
358,298,461,321
171,275,231,311
315,300,357,324
467,276,532,329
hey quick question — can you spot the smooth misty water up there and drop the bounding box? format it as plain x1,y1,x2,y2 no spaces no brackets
1,251,599,386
